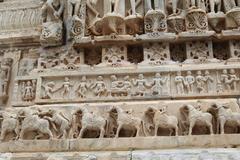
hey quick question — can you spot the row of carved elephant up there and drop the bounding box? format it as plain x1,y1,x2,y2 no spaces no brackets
0,103,239,141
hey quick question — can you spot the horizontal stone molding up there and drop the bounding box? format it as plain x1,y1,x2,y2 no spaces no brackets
1,135,240,153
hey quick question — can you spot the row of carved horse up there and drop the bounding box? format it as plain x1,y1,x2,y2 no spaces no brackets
0,103,239,141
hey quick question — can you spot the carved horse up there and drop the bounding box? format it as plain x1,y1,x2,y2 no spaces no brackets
109,106,146,138
148,106,178,136
76,107,107,138
211,103,240,134
18,109,54,140
0,111,20,141
180,104,213,135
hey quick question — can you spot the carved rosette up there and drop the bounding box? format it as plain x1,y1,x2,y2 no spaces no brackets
185,9,208,32
144,10,167,33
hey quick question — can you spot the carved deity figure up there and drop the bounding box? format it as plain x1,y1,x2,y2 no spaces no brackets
185,71,195,94
21,81,36,102
175,71,185,94
150,73,167,96
41,0,65,23
91,76,108,97
132,74,150,96
196,71,205,93
75,76,91,98
204,70,214,93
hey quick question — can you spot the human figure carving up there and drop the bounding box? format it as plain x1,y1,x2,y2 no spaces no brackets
109,106,146,138
42,82,56,99
75,76,91,98
91,76,108,97
56,77,73,98
68,0,82,17
147,106,178,136
204,70,214,93
229,69,239,91
0,58,12,96
150,73,167,96
185,71,195,94
21,81,35,102
41,0,65,23
209,0,222,13
175,71,185,94
145,0,165,12
132,74,150,97
220,69,232,91
196,71,205,93
180,104,213,135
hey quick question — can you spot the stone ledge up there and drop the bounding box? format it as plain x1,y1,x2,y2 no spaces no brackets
1,134,240,153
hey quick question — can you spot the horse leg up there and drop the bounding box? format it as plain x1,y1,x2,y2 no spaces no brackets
175,125,179,136
136,125,141,137
206,121,214,135
115,124,122,138
169,128,173,136
99,127,105,138
220,119,226,134
19,129,26,140
189,120,196,136
78,127,86,139
0,130,6,141
44,128,54,140
154,124,158,137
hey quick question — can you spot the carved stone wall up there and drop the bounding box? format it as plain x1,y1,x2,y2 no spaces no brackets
1,0,240,159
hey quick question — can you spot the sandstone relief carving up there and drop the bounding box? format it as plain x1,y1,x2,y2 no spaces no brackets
0,101,240,142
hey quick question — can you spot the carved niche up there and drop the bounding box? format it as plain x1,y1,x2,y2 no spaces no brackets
0,58,13,100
